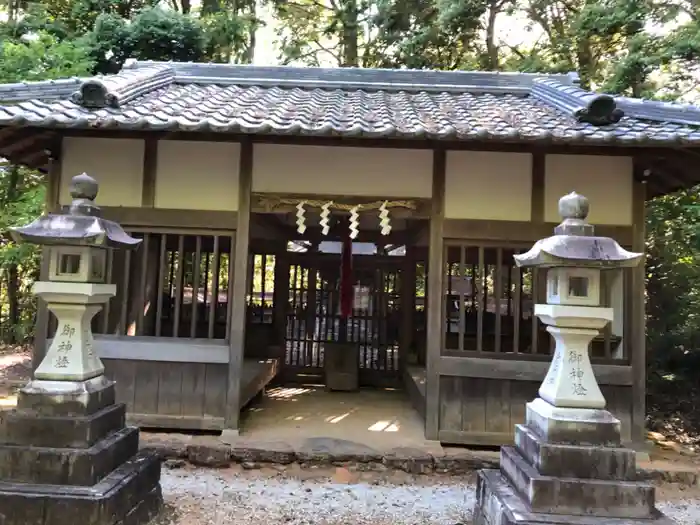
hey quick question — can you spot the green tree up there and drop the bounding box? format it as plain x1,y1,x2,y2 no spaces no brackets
86,7,209,73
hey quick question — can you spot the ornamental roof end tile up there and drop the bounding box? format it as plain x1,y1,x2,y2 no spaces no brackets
0,60,699,145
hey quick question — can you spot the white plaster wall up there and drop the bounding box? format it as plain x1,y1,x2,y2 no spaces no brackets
544,155,633,225
60,138,144,207
444,151,532,221
252,144,432,198
155,141,240,211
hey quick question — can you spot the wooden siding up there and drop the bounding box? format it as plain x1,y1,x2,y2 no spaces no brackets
437,376,632,445
104,358,228,430
103,357,279,430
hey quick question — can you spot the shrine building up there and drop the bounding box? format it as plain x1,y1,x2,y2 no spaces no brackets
0,60,698,445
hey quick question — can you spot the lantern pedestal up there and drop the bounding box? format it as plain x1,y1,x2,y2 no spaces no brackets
473,313,672,525
474,397,674,525
0,373,162,525
33,281,115,382
535,304,613,409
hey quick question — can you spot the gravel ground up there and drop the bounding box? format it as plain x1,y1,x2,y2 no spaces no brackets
155,467,700,525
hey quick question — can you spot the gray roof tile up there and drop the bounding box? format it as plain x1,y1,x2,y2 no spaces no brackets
0,61,698,145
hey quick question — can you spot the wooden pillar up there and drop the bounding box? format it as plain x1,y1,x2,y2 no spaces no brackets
399,246,416,371
33,146,62,372
630,177,647,444
425,149,446,440
224,137,253,435
273,249,290,356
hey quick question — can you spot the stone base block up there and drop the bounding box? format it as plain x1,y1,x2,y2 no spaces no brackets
0,449,162,525
17,377,116,417
500,446,655,519
0,426,139,486
527,398,622,446
474,469,675,525
514,424,636,481
0,403,126,449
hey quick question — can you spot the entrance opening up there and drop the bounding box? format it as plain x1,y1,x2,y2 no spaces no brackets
241,207,430,445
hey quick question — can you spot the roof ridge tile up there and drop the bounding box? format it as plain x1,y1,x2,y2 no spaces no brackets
131,60,579,94
0,77,84,102
615,96,700,127
70,64,175,109
531,78,624,126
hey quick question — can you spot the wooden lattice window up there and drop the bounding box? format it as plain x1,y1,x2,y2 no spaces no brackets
91,230,235,340
441,242,628,362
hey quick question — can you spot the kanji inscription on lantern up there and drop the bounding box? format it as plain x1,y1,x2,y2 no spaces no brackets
83,327,94,357
568,349,588,396
61,324,76,338
545,348,562,386
55,355,69,368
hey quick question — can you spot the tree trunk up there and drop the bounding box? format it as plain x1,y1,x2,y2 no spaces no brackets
576,38,594,90
340,0,359,66
201,0,221,15
485,1,500,70
4,165,21,344
6,265,19,343
245,0,257,63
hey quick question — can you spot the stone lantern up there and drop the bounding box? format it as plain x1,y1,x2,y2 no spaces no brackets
11,173,140,383
472,192,673,525
514,191,642,410
0,173,162,525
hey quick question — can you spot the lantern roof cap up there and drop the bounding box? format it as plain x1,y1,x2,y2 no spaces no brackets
513,191,642,268
9,173,141,249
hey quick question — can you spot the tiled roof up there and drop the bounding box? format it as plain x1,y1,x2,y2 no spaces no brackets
0,60,700,145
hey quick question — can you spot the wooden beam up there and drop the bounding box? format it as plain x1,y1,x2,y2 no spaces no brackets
99,207,238,231
425,148,446,440
0,128,43,150
50,335,230,364
124,413,224,431
224,136,253,434
437,356,632,386
141,138,158,207
4,133,55,161
438,429,513,446
53,127,700,158
630,175,647,445
443,218,634,246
